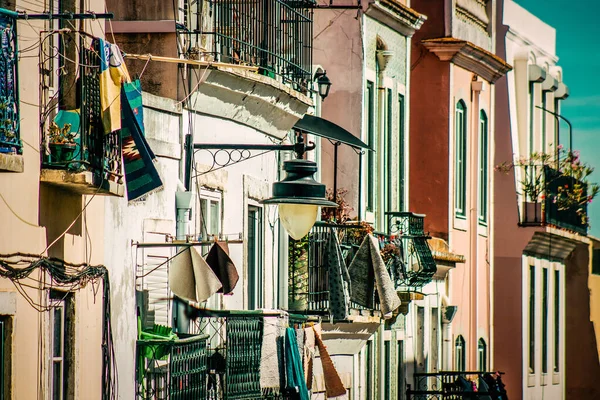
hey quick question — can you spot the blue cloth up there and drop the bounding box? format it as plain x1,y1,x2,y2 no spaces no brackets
285,327,309,400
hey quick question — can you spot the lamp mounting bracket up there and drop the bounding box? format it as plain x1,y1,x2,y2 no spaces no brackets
185,131,315,189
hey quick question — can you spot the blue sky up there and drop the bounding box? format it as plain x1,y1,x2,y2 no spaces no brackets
513,0,600,236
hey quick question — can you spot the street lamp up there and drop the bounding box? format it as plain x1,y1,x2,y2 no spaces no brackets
314,70,332,101
262,157,337,239
186,133,337,240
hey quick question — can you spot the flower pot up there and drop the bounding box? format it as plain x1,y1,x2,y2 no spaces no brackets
49,143,77,163
522,201,543,224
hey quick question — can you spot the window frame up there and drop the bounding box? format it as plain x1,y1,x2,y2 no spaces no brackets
455,101,467,218
478,110,489,225
529,265,536,375
197,188,222,241
553,268,560,373
49,291,74,400
478,338,487,372
455,335,466,371
542,267,549,374
365,80,376,213
247,204,264,310
398,94,406,212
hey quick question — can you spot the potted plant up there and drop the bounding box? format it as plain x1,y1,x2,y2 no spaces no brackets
47,121,77,162
496,147,599,226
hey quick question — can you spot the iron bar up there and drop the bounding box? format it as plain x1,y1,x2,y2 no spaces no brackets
536,105,572,152
16,12,113,20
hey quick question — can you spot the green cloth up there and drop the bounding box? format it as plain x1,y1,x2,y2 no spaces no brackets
285,327,309,400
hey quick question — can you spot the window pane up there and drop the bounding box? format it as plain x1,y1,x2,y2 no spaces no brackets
384,341,391,400
52,361,62,400
53,306,63,358
529,265,535,373
554,270,560,372
366,81,375,212
397,341,404,400
200,199,208,239
455,102,467,216
247,207,263,309
542,268,548,373
479,111,488,223
210,200,219,236
398,95,405,212
478,339,487,371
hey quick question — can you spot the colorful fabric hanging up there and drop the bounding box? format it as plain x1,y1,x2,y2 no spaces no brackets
313,326,346,398
97,39,130,134
168,246,222,303
121,80,163,201
260,315,285,392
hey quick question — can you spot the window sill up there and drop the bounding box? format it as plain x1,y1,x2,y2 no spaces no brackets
541,373,548,386
453,215,467,231
0,153,23,173
527,374,536,387
552,372,560,385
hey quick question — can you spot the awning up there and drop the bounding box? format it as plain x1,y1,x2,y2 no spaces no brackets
293,114,370,150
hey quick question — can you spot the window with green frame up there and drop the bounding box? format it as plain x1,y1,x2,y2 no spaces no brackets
478,338,487,371
554,269,560,373
478,111,488,224
385,88,393,214
455,335,466,371
366,81,375,212
529,265,536,374
247,206,263,310
455,101,467,217
398,94,406,212
542,267,548,373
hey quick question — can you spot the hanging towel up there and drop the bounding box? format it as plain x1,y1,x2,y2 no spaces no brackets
260,315,285,392
313,326,347,398
303,326,315,390
205,241,239,294
97,39,130,134
168,246,222,303
348,234,401,318
285,327,309,400
347,236,376,308
121,80,163,201
326,231,351,320
477,377,493,400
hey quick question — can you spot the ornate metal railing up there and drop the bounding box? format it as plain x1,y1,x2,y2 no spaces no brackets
39,31,123,184
177,0,314,91
407,371,508,400
544,166,587,235
188,309,306,400
0,15,20,154
136,333,209,400
289,222,382,315
386,212,437,288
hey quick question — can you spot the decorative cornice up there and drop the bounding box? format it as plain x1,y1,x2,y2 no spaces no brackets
422,38,512,83
365,0,427,38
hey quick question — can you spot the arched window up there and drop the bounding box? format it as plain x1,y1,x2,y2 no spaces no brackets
455,101,467,217
478,110,488,224
478,338,487,371
455,335,466,371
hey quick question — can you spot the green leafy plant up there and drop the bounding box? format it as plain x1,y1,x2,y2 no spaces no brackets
321,188,354,223
48,122,74,144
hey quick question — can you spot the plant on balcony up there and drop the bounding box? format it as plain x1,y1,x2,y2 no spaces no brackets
496,147,599,226
321,188,354,223
47,121,77,162
288,235,309,311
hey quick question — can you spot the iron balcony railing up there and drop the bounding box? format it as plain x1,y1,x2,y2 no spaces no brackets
407,371,508,400
0,15,20,155
177,0,314,91
544,166,588,235
518,165,588,235
386,212,437,288
39,31,123,184
136,333,209,400
188,309,306,400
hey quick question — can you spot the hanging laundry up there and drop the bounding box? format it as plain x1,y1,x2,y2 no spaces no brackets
326,231,351,320
260,315,285,393
285,327,309,400
205,241,239,294
313,326,347,398
168,246,222,303
477,376,493,400
303,325,316,390
121,80,163,201
348,234,401,318
97,39,130,134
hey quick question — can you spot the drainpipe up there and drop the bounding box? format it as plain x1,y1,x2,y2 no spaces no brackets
469,79,484,369
173,190,193,333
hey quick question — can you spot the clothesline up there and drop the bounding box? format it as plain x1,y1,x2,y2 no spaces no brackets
123,53,260,72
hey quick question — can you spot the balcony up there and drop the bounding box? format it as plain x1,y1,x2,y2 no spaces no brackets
406,371,508,399
288,214,436,318
177,0,314,91
187,309,306,399
39,31,124,196
136,331,209,399
518,165,588,235
0,14,22,172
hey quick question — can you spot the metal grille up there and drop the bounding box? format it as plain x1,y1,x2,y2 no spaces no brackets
386,212,436,289
39,32,123,184
178,0,314,90
407,371,508,400
225,317,262,399
0,16,19,154
136,333,208,400
544,166,587,235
